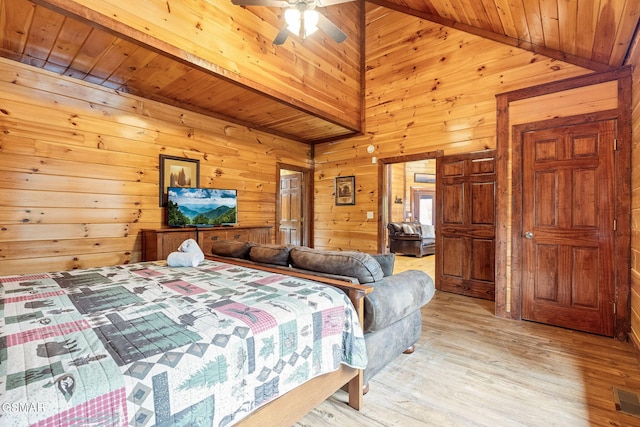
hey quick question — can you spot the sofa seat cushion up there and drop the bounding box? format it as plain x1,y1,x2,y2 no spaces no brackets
363,270,435,333
289,247,384,284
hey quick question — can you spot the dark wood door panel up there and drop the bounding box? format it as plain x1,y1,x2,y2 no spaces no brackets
471,239,495,282
531,244,560,302
442,183,464,224
441,236,465,277
439,276,495,300
436,150,496,301
571,246,600,308
471,157,495,175
471,182,495,225
442,161,465,177
440,225,496,239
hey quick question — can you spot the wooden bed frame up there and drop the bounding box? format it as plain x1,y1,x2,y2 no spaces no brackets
206,255,373,426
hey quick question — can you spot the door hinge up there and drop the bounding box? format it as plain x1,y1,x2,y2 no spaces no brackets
613,302,617,314
614,219,617,231
614,138,618,150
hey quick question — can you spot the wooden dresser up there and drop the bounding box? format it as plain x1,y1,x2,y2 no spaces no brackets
197,226,271,253
141,226,271,261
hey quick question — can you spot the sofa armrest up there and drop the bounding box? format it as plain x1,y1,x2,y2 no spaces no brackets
363,270,435,333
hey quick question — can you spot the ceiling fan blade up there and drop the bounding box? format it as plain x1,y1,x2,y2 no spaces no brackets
315,0,356,5
316,13,347,43
273,26,290,45
231,0,289,6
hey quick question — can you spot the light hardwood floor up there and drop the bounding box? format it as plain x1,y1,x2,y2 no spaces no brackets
296,255,640,426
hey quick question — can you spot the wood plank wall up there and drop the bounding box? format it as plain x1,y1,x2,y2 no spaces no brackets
313,5,591,253
628,38,640,349
0,57,311,275
389,163,405,222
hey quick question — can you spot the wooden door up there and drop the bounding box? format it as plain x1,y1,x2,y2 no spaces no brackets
279,172,303,245
521,120,615,336
436,151,496,300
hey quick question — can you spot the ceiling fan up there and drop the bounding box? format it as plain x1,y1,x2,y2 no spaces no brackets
231,0,355,45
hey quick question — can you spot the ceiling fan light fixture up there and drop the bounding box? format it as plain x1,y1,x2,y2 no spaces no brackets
232,0,349,44
284,8,301,34
284,6,318,39
303,9,319,37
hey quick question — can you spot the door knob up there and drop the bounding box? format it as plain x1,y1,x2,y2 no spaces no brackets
525,231,533,239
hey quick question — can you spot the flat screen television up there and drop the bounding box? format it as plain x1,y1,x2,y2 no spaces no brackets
167,187,237,227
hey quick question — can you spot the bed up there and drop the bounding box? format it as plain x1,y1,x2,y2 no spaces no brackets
0,259,368,426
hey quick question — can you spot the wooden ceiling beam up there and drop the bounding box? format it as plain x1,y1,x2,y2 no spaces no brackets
29,0,359,139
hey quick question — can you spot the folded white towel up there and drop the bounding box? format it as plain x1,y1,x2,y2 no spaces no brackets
167,238,205,267
167,251,201,267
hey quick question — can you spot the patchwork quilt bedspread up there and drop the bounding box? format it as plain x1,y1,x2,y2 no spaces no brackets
0,259,367,426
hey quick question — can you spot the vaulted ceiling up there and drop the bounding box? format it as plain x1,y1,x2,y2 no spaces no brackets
1,0,638,143
373,0,639,71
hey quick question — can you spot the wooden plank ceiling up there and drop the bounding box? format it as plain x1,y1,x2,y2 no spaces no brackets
371,0,640,71
0,0,638,143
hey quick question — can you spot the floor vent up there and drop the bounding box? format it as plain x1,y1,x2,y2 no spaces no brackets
613,387,640,418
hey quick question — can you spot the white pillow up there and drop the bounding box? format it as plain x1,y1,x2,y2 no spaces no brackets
401,223,416,234
422,224,435,238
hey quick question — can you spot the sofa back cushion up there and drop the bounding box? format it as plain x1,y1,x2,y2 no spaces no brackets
209,240,253,259
290,247,384,284
401,223,422,235
387,222,403,233
249,244,292,266
370,253,395,277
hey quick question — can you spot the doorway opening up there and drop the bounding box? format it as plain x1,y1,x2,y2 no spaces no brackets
379,152,440,275
382,157,438,228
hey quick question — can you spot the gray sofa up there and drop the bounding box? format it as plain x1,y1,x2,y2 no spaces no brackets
205,240,435,390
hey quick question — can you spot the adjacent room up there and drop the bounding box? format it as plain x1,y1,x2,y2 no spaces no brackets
1,0,640,425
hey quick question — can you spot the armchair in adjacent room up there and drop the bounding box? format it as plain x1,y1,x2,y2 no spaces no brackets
387,222,436,257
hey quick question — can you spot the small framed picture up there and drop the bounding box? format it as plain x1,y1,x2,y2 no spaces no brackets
414,173,436,183
335,176,355,206
159,155,200,206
